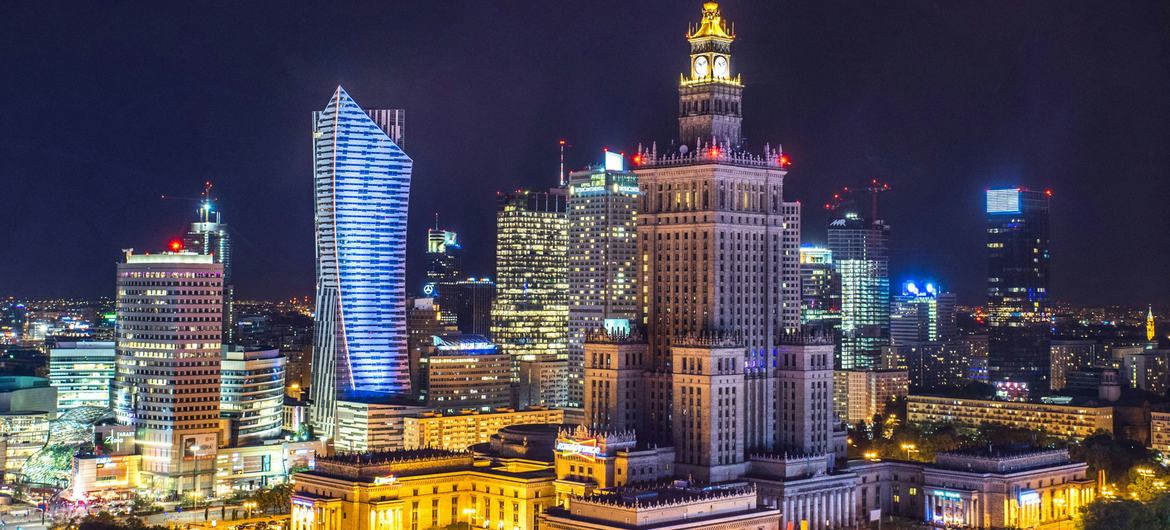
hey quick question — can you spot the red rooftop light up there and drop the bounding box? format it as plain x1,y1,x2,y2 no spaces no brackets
169,239,183,251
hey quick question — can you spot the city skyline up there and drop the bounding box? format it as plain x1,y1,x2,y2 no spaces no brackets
2,1,1168,309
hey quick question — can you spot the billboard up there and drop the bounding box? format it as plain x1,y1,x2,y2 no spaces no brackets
181,433,218,461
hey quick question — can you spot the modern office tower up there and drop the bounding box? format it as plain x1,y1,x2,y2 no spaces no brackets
423,225,462,299
418,334,510,414
437,278,496,336
334,399,428,453
890,281,956,344
48,341,115,411
1049,340,1103,391
406,298,457,397
776,335,835,455
114,249,223,497
310,86,413,441
491,190,569,383
0,376,55,482
184,198,234,344
515,354,568,409
828,212,890,370
583,330,648,432
632,1,800,449
671,337,746,482
986,188,1051,395
566,158,640,408
898,341,971,390
799,245,840,334
220,347,285,446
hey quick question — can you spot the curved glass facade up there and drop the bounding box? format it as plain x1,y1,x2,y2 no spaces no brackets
310,87,412,439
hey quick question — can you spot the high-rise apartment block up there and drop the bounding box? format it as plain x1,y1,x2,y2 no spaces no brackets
310,87,413,440
986,188,1051,394
632,1,800,449
113,249,223,497
48,341,115,411
566,160,640,408
828,213,890,370
491,190,569,390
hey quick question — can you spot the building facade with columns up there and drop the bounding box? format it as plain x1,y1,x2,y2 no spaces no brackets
541,485,778,530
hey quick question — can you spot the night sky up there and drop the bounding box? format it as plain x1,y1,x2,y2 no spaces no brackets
2,1,1168,307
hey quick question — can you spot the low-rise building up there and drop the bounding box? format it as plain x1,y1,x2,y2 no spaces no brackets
1152,410,1170,453
403,408,565,451
906,394,1113,439
290,449,556,530
541,485,777,530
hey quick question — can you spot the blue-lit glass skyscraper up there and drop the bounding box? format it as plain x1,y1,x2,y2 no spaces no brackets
309,87,412,440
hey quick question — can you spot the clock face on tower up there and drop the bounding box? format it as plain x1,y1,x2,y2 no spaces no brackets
693,56,709,78
713,55,728,78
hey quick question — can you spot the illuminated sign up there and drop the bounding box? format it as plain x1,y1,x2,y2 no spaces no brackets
986,188,1021,214
931,490,961,500
422,283,436,296
604,151,624,172
556,437,601,460
374,475,397,485
1018,490,1040,505
604,318,630,335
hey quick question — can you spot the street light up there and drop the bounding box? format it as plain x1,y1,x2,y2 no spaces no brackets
463,507,476,529
900,443,918,461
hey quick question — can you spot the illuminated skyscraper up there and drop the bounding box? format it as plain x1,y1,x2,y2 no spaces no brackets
986,187,1051,394
424,224,462,299
891,281,956,345
633,1,800,448
799,245,840,335
491,190,569,393
114,249,223,497
309,87,413,440
828,212,890,370
184,198,233,343
566,154,640,408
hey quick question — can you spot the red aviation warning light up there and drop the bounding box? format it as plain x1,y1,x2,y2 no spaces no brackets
1045,189,1053,197
632,153,643,165
169,239,183,251
779,153,791,167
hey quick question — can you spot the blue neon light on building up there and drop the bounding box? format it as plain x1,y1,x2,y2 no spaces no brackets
309,86,412,439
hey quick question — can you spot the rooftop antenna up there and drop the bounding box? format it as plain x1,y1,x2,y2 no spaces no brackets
558,139,569,187
434,212,440,231
200,180,214,223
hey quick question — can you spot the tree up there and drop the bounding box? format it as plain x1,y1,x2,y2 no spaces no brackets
1079,499,1159,530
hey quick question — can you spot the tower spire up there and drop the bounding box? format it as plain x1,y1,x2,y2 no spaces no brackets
1148,305,1156,343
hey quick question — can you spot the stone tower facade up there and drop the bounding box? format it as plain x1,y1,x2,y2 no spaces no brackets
633,2,801,451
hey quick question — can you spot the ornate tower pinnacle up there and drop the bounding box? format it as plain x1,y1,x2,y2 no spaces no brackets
678,2,743,148
1148,305,1156,342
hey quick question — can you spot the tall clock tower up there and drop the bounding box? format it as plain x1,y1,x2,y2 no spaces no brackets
679,2,743,147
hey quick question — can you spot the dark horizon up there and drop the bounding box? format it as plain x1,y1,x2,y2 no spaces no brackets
2,1,1168,307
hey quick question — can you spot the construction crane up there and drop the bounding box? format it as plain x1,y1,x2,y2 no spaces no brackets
160,181,217,222
865,178,891,221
